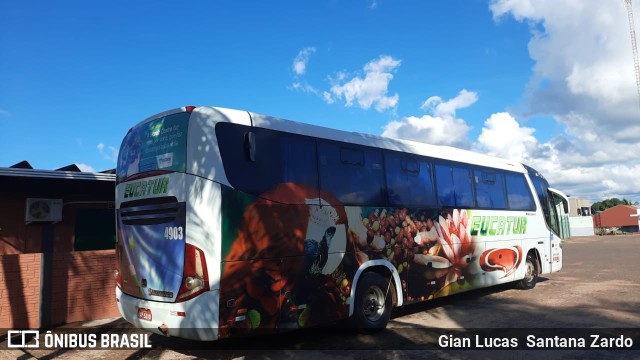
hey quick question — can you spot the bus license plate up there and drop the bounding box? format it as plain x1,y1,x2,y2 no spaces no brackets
138,308,152,321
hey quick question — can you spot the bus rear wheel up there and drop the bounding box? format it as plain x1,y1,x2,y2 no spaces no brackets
352,272,392,333
516,254,539,290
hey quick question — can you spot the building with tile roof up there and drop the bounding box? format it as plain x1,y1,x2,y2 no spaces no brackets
592,204,640,233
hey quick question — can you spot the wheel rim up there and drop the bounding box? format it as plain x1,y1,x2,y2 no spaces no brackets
524,259,535,283
362,285,385,322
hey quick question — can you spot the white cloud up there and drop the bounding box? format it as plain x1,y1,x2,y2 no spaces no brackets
98,143,118,163
291,47,322,96
291,82,318,94
382,115,471,148
420,89,478,119
472,111,640,202
474,112,538,163
322,91,335,104
488,0,640,202
293,47,316,76
490,0,639,131
382,89,475,148
325,55,401,112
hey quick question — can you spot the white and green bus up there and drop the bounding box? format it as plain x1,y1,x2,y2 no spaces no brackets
115,106,568,341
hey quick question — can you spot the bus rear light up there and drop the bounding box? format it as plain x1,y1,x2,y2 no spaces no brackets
176,244,209,302
185,276,203,290
185,106,196,113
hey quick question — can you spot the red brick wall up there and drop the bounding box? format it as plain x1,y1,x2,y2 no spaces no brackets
0,251,119,329
50,250,119,325
0,253,41,328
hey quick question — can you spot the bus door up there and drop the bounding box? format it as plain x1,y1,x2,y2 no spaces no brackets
548,188,568,272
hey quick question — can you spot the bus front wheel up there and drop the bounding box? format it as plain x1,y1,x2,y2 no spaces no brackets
516,254,539,290
352,272,392,332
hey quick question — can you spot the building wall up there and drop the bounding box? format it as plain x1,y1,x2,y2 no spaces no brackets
0,172,118,329
569,216,595,237
50,250,119,325
0,254,42,328
593,205,639,228
0,251,118,329
569,198,592,217
0,197,48,254
0,194,113,255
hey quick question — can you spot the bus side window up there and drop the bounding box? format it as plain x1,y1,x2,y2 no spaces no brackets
452,166,474,208
216,123,318,202
435,164,455,207
474,169,507,209
279,134,318,189
505,173,535,211
385,151,436,208
318,140,384,206
435,163,475,208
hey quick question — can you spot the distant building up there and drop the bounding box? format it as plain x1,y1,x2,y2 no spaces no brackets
592,205,640,233
0,161,115,254
567,197,595,237
0,161,118,329
568,197,592,217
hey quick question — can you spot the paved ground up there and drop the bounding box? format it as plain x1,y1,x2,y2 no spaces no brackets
2,234,640,359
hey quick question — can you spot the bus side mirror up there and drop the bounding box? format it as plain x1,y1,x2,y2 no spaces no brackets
244,132,256,162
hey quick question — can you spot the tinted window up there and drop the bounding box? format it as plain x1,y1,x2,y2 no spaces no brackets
435,163,475,208
75,209,116,251
505,173,535,210
318,141,384,205
385,152,436,208
435,164,455,206
474,169,507,209
452,167,474,207
216,123,318,202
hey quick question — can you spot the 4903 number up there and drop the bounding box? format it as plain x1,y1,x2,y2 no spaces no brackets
164,226,184,240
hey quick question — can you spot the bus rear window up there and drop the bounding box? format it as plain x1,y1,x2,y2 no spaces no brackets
117,112,190,182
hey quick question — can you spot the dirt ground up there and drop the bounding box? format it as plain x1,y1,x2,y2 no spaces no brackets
2,234,640,359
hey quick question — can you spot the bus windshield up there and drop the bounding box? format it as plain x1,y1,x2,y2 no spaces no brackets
116,111,190,183
526,165,568,237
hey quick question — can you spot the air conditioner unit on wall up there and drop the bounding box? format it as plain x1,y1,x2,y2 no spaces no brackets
25,198,63,222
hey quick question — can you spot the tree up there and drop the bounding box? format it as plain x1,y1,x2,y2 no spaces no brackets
591,198,639,213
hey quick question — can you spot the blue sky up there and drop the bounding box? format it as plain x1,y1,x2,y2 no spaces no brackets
2,0,640,204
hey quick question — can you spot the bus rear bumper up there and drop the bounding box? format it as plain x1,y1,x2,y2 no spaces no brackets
116,286,219,341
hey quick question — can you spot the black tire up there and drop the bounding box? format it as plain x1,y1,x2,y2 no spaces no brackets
352,272,392,333
515,253,539,290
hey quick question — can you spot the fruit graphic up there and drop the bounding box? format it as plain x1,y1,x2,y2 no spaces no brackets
248,309,261,329
298,307,310,328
